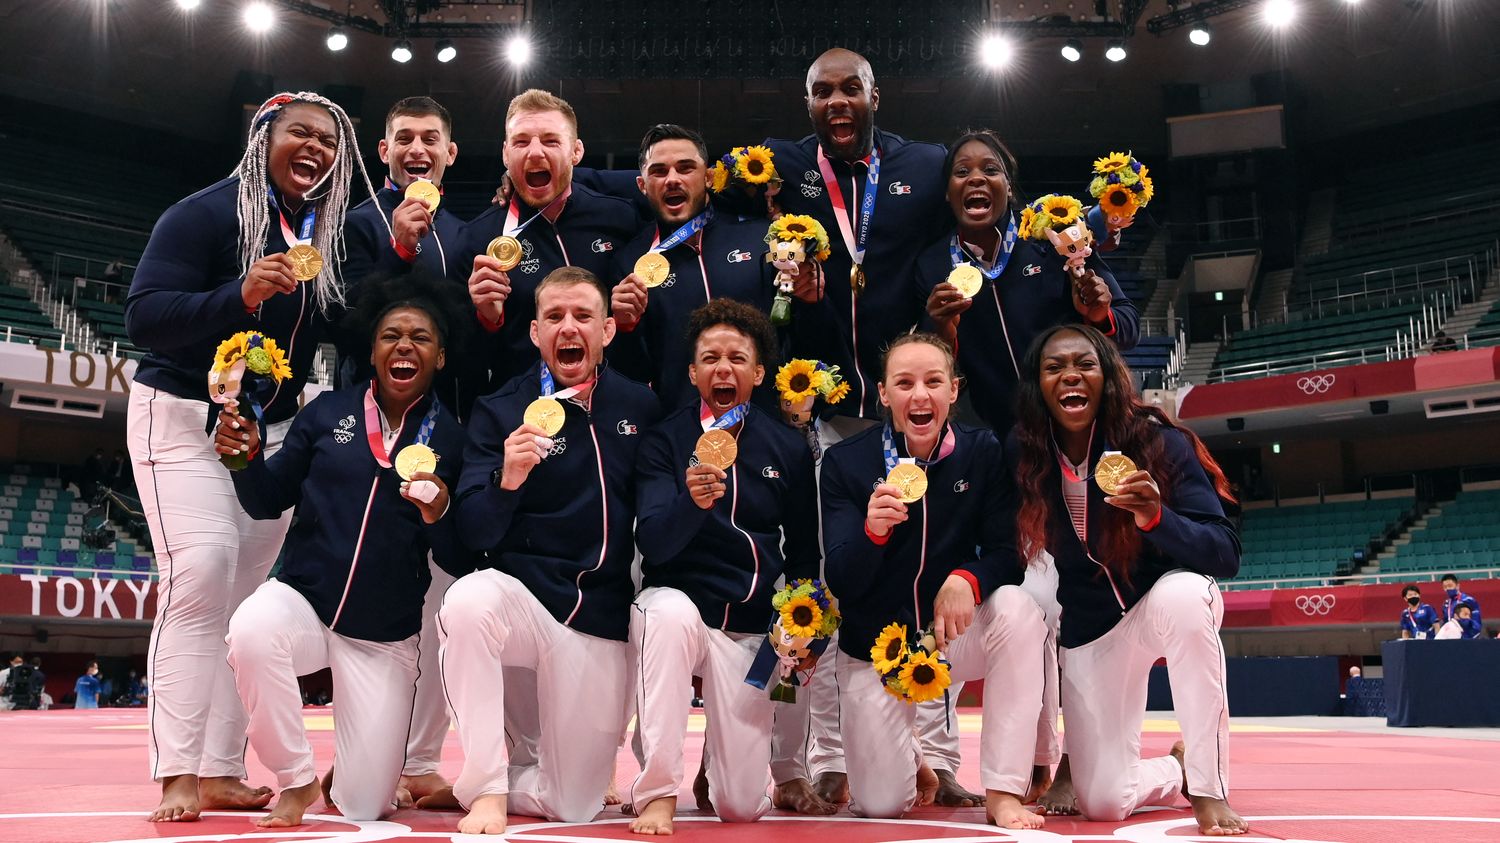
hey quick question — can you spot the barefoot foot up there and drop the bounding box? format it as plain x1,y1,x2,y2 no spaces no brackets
915,762,938,807
199,776,274,811
630,796,676,835
256,780,321,828
772,778,835,815
415,785,462,810
1171,741,1247,835
399,772,450,803
692,763,713,811
149,774,201,822
457,793,509,835
985,791,1044,829
933,769,985,808
1038,755,1078,815
1025,764,1053,805
605,778,622,807
813,771,849,805
394,786,414,809
320,768,334,808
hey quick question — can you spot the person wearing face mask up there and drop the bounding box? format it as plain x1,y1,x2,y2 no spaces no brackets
463,90,638,393
74,662,103,710
217,273,474,827
606,124,808,412
1439,574,1482,628
919,130,1138,438
1399,585,1439,640
626,300,820,834
437,267,661,835
819,332,1047,829
1007,323,1246,836
1435,603,1483,640
125,91,381,824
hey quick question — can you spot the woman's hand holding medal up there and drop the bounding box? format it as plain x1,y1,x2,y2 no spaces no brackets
925,282,974,338
1101,466,1162,529
686,463,726,510
212,401,260,458
400,471,449,524
865,482,909,539
241,254,299,308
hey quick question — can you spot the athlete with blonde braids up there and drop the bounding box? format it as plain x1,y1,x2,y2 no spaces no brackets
125,91,383,823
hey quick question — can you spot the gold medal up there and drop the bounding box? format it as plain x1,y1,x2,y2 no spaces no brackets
487,236,523,271
404,179,441,212
1094,452,1139,495
394,443,439,481
850,263,867,296
634,251,672,288
886,463,929,504
285,244,323,282
947,264,984,299
524,397,566,437
695,428,738,470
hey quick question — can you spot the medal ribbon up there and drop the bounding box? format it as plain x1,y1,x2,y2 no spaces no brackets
881,423,955,472
816,144,881,268
363,385,440,469
699,399,749,432
504,191,570,238
652,207,713,254
269,188,317,247
538,361,596,402
949,213,1018,281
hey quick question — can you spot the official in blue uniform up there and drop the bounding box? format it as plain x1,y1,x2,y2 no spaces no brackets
1399,584,1439,639
1439,573,1483,626
220,274,474,827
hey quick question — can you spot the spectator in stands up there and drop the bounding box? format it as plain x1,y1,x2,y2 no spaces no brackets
1399,585,1439,640
82,448,105,498
1431,330,1458,353
74,662,102,709
124,90,380,824
1440,574,1482,627
105,449,131,493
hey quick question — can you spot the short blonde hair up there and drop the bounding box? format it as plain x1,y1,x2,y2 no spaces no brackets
506,89,579,140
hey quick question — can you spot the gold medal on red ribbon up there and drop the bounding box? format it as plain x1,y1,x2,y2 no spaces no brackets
488,236,523,271
850,263,867,296
404,179,441,212
886,463,928,503
634,252,671,288
695,428,738,470
524,397,566,437
1094,452,1138,495
394,443,439,481
285,244,323,282
947,264,983,299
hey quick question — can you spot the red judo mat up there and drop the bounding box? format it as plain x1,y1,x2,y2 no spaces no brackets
2,708,1498,843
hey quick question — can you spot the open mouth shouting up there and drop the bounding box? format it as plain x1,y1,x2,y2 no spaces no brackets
1056,389,1091,418
389,358,420,383
828,115,857,146
962,189,995,223
288,155,325,193
709,383,740,411
662,187,689,216
554,340,586,373
906,406,937,436
402,159,432,183
524,167,553,192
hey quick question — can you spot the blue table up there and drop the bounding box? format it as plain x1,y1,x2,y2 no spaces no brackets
1383,639,1500,727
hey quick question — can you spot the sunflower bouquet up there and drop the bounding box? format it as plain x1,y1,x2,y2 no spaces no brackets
745,578,841,702
764,214,833,326
775,358,848,426
1020,193,1094,278
709,145,781,198
871,621,952,704
1088,151,1154,230
208,330,292,471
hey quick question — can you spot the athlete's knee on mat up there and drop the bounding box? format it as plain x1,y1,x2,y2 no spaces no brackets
848,777,914,819
713,790,771,823
332,790,396,822
544,789,606,824
1074,782,1133,823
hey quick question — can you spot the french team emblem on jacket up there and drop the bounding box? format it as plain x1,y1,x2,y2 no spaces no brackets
333,415,356,444
591,238,614,253
727,249,755,263
617,419,639,436
888,181,913,195
762,466,781,479
800,170,823,199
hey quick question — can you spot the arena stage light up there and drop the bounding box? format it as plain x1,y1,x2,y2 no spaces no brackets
1105,39,1127,62
1061,39,1083,62
391,38,413,63
978,34,1015,70
436,39,457,63
1189,23,1212,45
326,26,349,52
506,34,532,67
242,1,274,33
1263,0,1298,28
176,0,201,10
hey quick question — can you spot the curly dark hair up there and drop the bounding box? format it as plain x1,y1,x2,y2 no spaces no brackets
683,299,778,368
344,271,471,353
1012,323,1233,584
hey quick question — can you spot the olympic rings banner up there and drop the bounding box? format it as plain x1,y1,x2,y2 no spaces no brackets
1220,577,1500,628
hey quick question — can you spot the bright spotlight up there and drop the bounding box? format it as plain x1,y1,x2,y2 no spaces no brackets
1343,0,1361,4
436,39,457,63
1263,0,1297,28
1105,40,1127,62
176,0,201,10
242,1,274,33
326,26,348,52
1189,23,1211,45
1060,39,1082,62
505,34,532,66
391,38,413,63
979,34,1014,69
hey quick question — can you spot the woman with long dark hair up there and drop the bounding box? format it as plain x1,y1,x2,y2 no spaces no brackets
1010,323,1247,835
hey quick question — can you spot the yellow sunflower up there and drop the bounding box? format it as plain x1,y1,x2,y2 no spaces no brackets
1040,194,1083,227
826,381,851,404
1137,170,1155,205
898,649,951,703
870,622,908,674
709,160,729,193
736,145,776,185
1018,205,1040,240
1101,184,1139,216
771,214,817,241
882,675,910,700
1093,151,1132,175
777,359,821,402
259,337,293,382
780,595,823,638
214,332,250,370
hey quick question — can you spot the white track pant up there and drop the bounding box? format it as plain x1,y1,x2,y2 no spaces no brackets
226,580,418,820
1020,551,1063,767
403,558,456,777
1060,570,1230,822
128,387,293,781
438,569,628,822
629,587,773,821
839,585,1046,818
